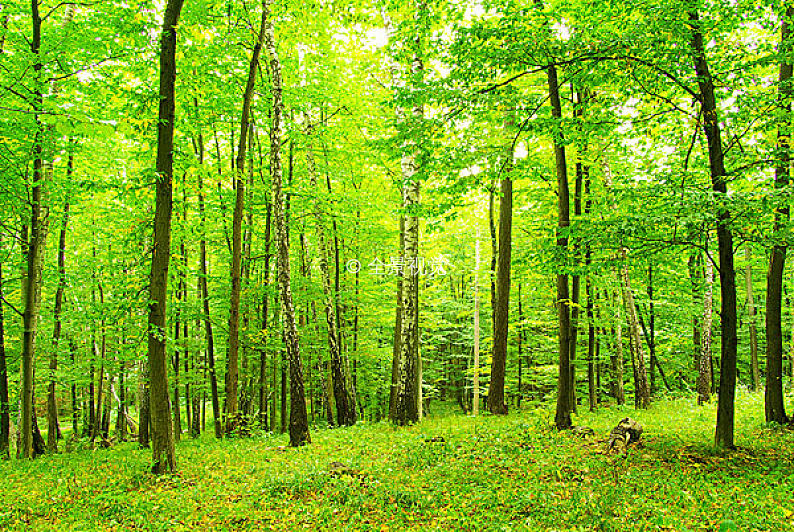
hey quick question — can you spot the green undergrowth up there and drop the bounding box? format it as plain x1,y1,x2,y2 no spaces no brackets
2,392,793,530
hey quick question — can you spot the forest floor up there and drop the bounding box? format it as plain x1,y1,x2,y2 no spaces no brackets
2,392,794,531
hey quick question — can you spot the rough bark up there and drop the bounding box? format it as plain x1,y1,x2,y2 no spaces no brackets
146,0,185,474
698,254,714,405
264,0,310,445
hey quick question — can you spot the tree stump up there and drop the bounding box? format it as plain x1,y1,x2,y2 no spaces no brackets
606,418,643,453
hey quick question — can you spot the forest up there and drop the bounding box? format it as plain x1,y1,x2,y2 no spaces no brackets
1,0,794,529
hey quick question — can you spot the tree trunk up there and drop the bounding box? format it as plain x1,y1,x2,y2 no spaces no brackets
389,216,405,420
265,0,310,446
689,10,739,448
20,0,49,460
745,246,760,391
306,121,356,426
698,254,714,405
226,2,267,434
473,235,481,416
259,200,272,429
146,0,185,474
195,115,222,440
48,189,70,452
547,61,572,430
766,5,792,425
488,174,512,415
612,290,625,405
0,234,8,458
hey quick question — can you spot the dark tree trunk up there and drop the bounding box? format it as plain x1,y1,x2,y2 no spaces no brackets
48,192,70,452
766,5,792,424
226,1,267,434
689,10,739,448
146,0,185,474
487,174,512,415
547,61,572,430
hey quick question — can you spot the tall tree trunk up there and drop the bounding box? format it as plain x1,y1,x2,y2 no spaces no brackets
547,61,572,430
689,252,703,372
48,186,70,452
766,5,792,424
265,0,309,445
689,10,739,448
0,234,8,458
647,264,656,395
146,0,186,474
226,2,267,434
698,254,714,405
745,246,760,391
306,122,356,426
473,235,481,416
612,290,625,405
195,112,222,439
393,16,425,426
20,0,49,460
488,172,512,415
259,200,272,429
389,216,405,420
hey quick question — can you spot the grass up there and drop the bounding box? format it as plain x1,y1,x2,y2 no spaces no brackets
2,391,794,530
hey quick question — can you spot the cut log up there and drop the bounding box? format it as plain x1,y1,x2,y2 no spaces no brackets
606,417,643,453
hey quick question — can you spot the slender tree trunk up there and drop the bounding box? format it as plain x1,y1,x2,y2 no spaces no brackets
226,2,267,434
766,5,792,424
195,118,222,439
306,122,356,426
259,201,272,429
745,246,760,391
473,236,481,416
20,0,49,460
698,254,714,405
547,61,572,430
488,173,512,415
612,290,625,405
647,264,656,395
0,234,8,458
689,10,739,448
146,0,186,474
265,0,309,445
48,188,70,452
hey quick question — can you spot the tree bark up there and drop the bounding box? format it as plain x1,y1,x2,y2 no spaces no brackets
689,10,739,448
0,234,8,458
226,2,267,434
146,0,185,474
698,253,714,405
306,121,356,426
766,5,792,424
488,174,512,415
745,246,760,391
48,188,70,452
264,0,310,446
547,61,572,430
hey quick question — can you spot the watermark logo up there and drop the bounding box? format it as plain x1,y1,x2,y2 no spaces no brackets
345,255,450,277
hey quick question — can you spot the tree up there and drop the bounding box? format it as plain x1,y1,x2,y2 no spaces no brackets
689,9,739,448
225,0,267,435
766,5,792,425
264,0,309,446
146,0,186,474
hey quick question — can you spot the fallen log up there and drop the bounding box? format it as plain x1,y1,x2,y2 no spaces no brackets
606,418,643,453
